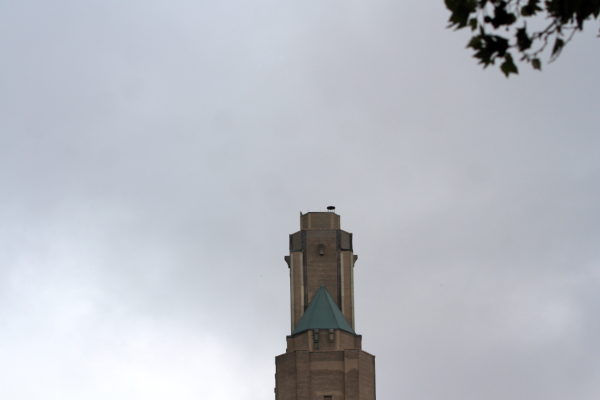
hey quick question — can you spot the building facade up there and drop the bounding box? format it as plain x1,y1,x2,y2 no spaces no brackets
275,211,376,400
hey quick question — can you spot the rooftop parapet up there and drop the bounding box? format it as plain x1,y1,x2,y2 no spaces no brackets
300,211,340,230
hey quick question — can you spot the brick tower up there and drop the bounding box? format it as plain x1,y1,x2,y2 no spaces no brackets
275,210,376,400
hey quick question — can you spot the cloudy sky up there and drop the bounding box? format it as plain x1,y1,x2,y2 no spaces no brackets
1,1,599,399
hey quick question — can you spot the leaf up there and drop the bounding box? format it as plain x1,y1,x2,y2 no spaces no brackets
521,0,543,16
491,3,517,28
521,6,533,16
446,0,478,29
551,37,565,60
500,53,518,77
516,27,532,51
467,35,483,49
469,17,478,31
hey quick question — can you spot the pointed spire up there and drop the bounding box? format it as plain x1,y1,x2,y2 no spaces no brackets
292,286,355,335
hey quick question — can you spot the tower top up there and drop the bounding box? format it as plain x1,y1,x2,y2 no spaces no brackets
300,211,340,230
276,210,376,399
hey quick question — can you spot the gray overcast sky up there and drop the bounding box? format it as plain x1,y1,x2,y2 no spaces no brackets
1,1,599,399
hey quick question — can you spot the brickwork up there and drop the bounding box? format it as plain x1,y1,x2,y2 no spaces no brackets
275,348,376,400
305,230,339,310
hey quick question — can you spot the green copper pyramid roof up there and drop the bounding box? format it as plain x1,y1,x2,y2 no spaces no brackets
292,286,355,335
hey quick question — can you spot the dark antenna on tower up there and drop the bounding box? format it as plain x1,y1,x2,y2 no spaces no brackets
327,205,336,212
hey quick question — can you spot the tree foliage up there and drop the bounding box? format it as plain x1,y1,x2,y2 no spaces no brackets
445,0,600,76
